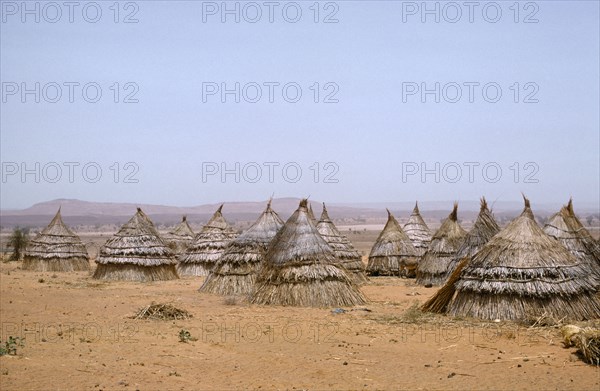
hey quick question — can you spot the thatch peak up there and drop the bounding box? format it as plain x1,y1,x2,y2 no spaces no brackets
519,195,535,220
480,197,488,212
182,215,187,222
413,202,419,214
320,202,331,222
566,198,574,214
449,202,458,221
299,198,309,209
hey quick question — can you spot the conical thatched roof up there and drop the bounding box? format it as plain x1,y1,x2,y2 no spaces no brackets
163,216,195,254
200,200,284,295
23,208,90,272
316,203,368,284
544,199,600,285
177,205,237,276
448,197,600,321
444,198,500,281
251,199,366,307
307,203,318,225
93,208,178,281
403,202,432,256
416,203,467,286
366,210,418,276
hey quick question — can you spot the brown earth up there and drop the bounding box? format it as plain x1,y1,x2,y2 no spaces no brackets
1,259,598,391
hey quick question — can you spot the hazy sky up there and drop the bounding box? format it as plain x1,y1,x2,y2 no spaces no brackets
1,0,599,209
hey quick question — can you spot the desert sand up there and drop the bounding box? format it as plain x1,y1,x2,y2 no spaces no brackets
1,257,598,391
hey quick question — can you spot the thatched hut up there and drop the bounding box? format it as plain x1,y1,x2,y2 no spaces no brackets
22,208,90,272
307,203,318,225
416,203,467,286
93,208,178,281
366,210,418,277
163,216,195,254
444,198,500,281
251,199,366,307
447,197,600,321
200,200,284,295
543,199,600,285
316,203,368,284
403,202,432,257
177,205,236,276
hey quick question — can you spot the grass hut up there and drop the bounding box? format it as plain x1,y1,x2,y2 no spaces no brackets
307,203,318,225
416,203,467,286
366,210,418,277
163,216,195,254
316,203,368,284
543,199,600,285
177,205,236,276
251,199,366,307
22,208,90,272
200,200,284,295
444,198,500,281
93,208,178,281
403,202,432,257
447,197,600,321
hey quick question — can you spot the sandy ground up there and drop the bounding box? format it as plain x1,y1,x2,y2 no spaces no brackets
1,260,598,391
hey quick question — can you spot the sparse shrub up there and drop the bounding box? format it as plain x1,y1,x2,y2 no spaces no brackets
7,228,28,261
0,337,24,356
178,329,197,343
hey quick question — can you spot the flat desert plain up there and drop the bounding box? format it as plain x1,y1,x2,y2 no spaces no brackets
1,257,599,390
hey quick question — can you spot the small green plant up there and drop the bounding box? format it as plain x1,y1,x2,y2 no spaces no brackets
178,329,197,343
0,336,24,356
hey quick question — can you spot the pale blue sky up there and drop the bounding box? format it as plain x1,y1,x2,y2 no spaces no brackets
1,1,599,209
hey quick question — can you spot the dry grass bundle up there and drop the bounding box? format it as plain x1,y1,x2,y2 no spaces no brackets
317,203,368,284
444,198,500,281
93,208,178,281
416,203,467,286
163,216,195,255
403,202,432,257
178,205,237,276
23,208,91,272
448,197,600,321
367,210,418,277
132,302,192,320
544,199,600,285
421,257,469,314
561,325,600,365
200,200,284,295
251,199,366,307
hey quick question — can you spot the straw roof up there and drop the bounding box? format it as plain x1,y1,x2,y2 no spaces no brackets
307,203,318,225
416,203,467,286
93,208,178,281
177,205,237,276
251,199,366,307
444,198,500,281
403,202,432,256
543,199,600,285
23,208,90,272
163,216,195,254
366,210,418,277
200,200,284,295
448,197,600,321
316,203,368,284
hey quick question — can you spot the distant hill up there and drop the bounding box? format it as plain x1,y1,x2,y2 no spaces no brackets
1,197,596,229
